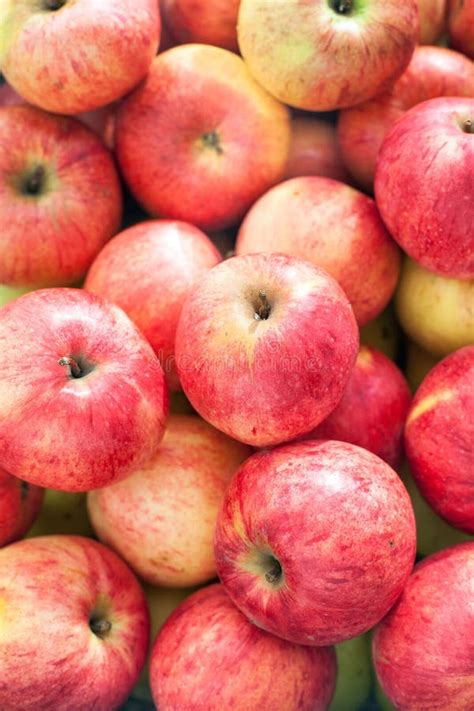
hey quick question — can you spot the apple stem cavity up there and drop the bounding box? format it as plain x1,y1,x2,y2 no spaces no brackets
58,356,85,379
44,0,67,10
89,615,112,639
462,118,474,134
253,291,271,321
330,0,354,14
23,166,46,196
201,131,223,155
264,557,283,585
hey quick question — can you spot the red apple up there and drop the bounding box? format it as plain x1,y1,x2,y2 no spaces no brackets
301,346,411,468
85,220,221,391
373,542,474,711
237,0,419,111
0,468,44,547
0,288,168,492
418,0,447,43
115,44,290,231
0,81,24,107
285,117,350,182
0,535,150,711
0,106,122,288
214,440,416,646
150,584,337,711
160,0,240,51
175,253,359,447
236,176,400,326
375,96,474,279
88,415,251,587
0,0,160,114
404,346,474,534
338,46,474,193
448,0,474,58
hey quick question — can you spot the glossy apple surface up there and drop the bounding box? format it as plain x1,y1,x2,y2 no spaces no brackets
373,542,474,711
375,96,474,279
0,468,44,547
0,289,168,492
236,176,400,326
0,0,160,114
150,584,337,711
115,44,290,231
285,117,349,182
88,415,250,587
215,440,416,646
448,0,474,58
237,0,419,111
175,253,359,447
27,489,93,538
85,220,221,391
0,535,150,711
0,106,122,287
302,346,411,468
161,0,239,50
404,346,474,534
338,46,474,192
395,258,474,357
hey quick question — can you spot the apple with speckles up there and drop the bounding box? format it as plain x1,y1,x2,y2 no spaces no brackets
150,584,337,711
0,535,150,711
373,542,474,711
0,468,44,547
404,346,474,534
0,0,160,115
175,253,359,447
88,415,250,587
214,440,416,646
0,288,168,492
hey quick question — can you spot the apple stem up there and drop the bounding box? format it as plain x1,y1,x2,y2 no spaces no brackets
89,618,112,638
254,291,271,321
58,356,82,379
463,119,474,134
201,131,223,155
24,166,45,196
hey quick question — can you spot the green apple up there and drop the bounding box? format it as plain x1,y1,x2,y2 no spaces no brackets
27,489,94,538
329,633,372,711
360,305,400,361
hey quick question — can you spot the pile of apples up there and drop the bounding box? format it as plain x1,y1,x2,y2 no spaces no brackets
0,0,473,710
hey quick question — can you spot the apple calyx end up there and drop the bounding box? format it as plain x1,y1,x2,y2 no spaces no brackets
22,166,46,197
201,131,223,155
329,0,354,15
89,615,112,640
253,291,271,321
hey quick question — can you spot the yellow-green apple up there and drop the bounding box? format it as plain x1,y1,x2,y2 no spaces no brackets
398,461,472,557
418,0,447,43
375,96,474,279
236,177,400,326
27,489,93,537
285,117,350,182
404,346,474,534
330,634,372,711
301,346,411,468
0,284,32,307
115,44,291,231
0,0,160,115
360,305,401,360
373,542,474,711
396,257,474,357
175,253,359,447
338,46,474,193
0,468,43,547
405,341,440,392
237,0,419,111
214,440,416,645
448,0,474,58
161,0,240,51
88,415,250,587
0,106,122,288
85,220,221,392
0,535,150,711
0,288,168,492
150,584,337,711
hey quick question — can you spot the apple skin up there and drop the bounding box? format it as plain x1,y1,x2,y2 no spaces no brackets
448,0,474,58
338,46,474,193
375,96,474,280
0,0,160,115
85,220,221,392
0,535,150,711
395,257,474,357
0,288,168,492
214,440,416,646
175,253,359,447
285,117,350,183
150,584,337,711
373,542,474,711
0,468,44,547
0,105,122,288
404,346,474,534
237,0,419,111
330,634,372,711
115,44,291,232
88,415,251,587
161,0,239,51
301,346,411,468
418,0,447,43
27,489,94,538
360,306,401,361
236,176,400,326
